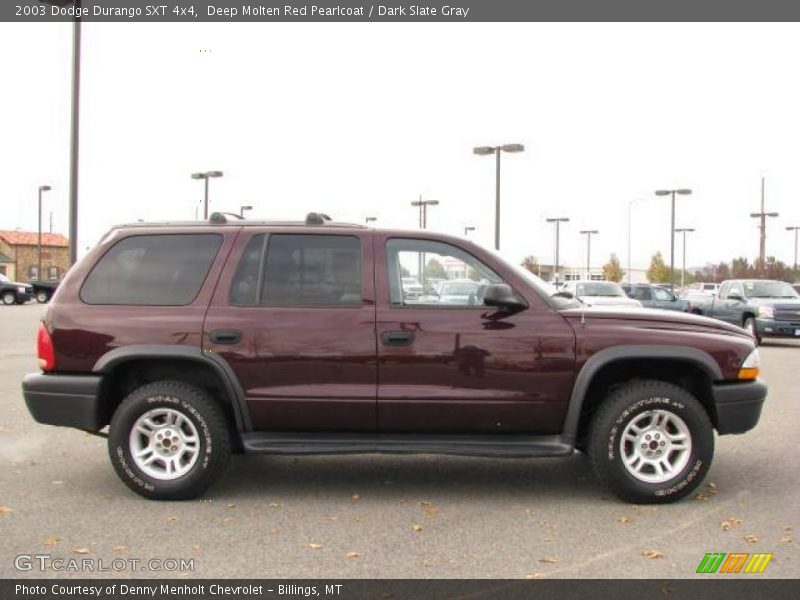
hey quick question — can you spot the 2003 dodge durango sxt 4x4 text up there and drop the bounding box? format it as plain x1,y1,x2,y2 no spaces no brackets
22,213,767,503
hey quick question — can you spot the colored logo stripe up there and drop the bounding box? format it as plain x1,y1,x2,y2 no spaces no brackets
696,552,773,574
744,554,773,573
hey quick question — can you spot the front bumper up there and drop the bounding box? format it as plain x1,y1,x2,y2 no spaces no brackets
712,379,767,434
756,317,800,338
22,372,103,431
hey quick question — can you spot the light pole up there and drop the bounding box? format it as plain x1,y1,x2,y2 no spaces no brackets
473,143,525,251
38,185,52,282
750,178,778,277
365,217,377,225
464,226,475,237
546,217,570,285
191,171,223,220
580,229,599,280
239,205,253,219
674,227,696,288
655,188,692,290
787,226,800,272
40,0,81,265
410,196,439,229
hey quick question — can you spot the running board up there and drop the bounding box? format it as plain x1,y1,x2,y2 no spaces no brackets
241,432,574,458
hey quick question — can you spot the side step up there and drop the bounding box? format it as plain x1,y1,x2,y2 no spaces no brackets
241,432,574,458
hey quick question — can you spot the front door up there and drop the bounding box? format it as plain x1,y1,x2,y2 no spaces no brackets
204,229,377,432
375,235,576,435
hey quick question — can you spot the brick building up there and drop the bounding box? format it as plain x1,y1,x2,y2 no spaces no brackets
0,230,70,282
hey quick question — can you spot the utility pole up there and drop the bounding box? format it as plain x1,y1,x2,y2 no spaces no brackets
787,226,800,272
655,188,692,292
750,177,779,278
38,185,52,282
191,171,223,220
473,143,525,250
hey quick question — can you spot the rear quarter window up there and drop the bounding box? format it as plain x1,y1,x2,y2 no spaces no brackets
80,233,222,305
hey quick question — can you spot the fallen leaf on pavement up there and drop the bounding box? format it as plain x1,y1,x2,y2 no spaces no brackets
743,534,759,544
617,516,633,524
226,503,237,509
269,502,281,508
42,536,62,546
642,549,664,559
167,516,179,522
538,557,558,564
0,506,14,515
73,548,90,554
423,506,440,517
346,551,361,558
113,545,127,552
721,517,742,531
411,524,423,532
778,536,793,544
308,543,323,550
694,493,710,502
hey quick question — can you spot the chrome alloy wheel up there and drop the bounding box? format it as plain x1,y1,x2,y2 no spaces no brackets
129,407,200,480
619,409,692,483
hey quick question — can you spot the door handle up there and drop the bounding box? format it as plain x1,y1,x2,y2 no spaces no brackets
381,331,415,346
209,329,242,345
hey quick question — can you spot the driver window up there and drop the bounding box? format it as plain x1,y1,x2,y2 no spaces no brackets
729,283,743,298
386,238,502,307
652,287,672,301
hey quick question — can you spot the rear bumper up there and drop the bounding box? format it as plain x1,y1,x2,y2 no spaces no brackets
22,372,103,431
712,379,767,435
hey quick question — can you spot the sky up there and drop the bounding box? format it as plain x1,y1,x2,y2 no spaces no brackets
2,22,800,272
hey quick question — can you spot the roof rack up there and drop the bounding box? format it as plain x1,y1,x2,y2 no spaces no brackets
305,212,332,225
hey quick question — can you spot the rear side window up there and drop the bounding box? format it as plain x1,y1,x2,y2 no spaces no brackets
81,234,222,305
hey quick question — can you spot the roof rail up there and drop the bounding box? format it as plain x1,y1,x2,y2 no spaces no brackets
305,212,332,225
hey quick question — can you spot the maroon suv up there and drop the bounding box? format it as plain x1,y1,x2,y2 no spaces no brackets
22,213,766,503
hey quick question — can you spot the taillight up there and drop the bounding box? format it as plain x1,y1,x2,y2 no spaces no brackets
37,323,56,372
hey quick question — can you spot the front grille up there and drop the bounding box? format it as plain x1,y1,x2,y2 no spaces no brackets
774,309,800,321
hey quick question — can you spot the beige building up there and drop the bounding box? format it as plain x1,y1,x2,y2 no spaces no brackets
0,230,70,282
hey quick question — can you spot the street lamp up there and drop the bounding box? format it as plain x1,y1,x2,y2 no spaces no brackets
365,217,377,225
655,188,692,290
674,227,696,288
191,171,224,220
239,205,253,219
473,143,525,251
410,196,439,229
546,217,570,285
787,226,800,272
464,226,476,237
38,185,52,282
40,0,81,266
580,229,599,280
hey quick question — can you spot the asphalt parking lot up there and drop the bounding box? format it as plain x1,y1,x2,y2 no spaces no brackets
0,303,797,579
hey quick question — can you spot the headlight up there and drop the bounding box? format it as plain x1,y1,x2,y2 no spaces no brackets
757,306,774,319
737,349,761,380
17,286,25,293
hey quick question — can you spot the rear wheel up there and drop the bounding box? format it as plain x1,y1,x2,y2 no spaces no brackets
108,380,231,500
2,292,15,305
588,380,714,503
36,290,49,303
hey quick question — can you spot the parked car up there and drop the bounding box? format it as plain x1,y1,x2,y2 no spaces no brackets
793,283,800,295
436,279,483,304
30,279,61,304
23,213,766,504
685,282,720,296
561,280,642,308
622,283,689,312
687,279,800,344
0,273,33,305
400,277,423,301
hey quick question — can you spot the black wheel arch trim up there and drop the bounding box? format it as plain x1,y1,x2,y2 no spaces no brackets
92,345,251,432
560,345,723,445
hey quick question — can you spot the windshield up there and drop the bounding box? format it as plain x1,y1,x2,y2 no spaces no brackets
742,280,799,299
576,282,625,297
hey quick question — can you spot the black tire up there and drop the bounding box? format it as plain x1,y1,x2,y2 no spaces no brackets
36,290,49,304
743,317,761,346
108,380,231,500
587,380,714,504
2,292,15,305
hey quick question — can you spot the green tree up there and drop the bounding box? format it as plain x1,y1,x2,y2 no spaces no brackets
424,258,446,280
646,252,670,283
602,253,624,282
731,257,752,279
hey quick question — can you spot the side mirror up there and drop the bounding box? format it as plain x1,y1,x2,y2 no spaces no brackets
483,283,527,312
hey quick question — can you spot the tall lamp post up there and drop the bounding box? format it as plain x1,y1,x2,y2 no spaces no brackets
787,226,800,273
674,227,696,288
38,185,52,281
473,143,525,251
191,171,223,220
580,229,598,279
655,188,692,290
239,205,253,218
410,196,439,229
464,226,475,237
365,217,377,225
750,178,779,277
546,217,570,285
40,0,81,265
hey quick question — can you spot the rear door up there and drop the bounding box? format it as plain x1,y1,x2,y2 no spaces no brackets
204,228,377,432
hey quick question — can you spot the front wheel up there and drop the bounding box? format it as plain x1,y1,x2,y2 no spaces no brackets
743,317,761,346
2,292,15,305
108,381,231,500
588,380,714,504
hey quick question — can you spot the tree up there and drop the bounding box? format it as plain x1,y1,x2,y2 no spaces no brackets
646,252,670,283
424,258,446,280
520,255,540,275
602,253,624,282
731,257,752,279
